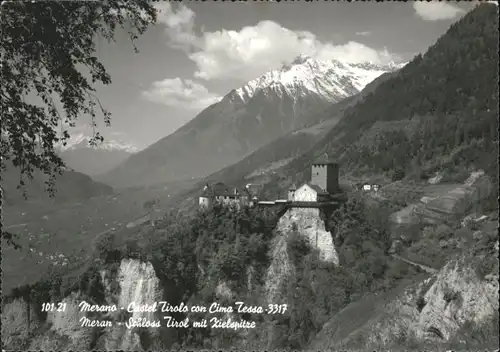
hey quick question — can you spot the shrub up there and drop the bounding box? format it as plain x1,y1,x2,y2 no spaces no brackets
443,288,460,304
474,255,499,280
419,169,431,180
416,296,426,312
434,224,453,239
392,168,405,181
92,231,120,262
384,259,411,288
287,231,311,266
122,239,142,259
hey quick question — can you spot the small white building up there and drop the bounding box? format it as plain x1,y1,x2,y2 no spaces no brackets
362,184,380,192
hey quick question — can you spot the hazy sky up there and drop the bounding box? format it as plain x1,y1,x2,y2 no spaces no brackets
72,1,478,149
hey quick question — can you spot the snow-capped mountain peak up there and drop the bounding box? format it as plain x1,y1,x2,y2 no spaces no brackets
233,56,403,104
290,54,310,66
56,133,142,153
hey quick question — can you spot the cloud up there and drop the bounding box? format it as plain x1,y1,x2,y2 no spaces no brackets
413,2,465,21
156,4,402,82
154,3,199,49
142,78,221,110
355,31,372,36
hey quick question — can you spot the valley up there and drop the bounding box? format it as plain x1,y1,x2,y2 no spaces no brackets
2,178,198,294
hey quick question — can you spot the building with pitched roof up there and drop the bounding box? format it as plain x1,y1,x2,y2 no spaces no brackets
199,181,256,209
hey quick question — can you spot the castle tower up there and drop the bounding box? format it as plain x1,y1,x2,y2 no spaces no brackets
310,155,339,194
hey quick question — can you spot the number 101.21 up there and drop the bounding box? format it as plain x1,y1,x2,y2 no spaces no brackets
41,302,67,312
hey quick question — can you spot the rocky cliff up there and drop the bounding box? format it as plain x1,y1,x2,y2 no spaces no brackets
101,259,163,350
265,207,338,304
1,296,41,349
1,259,165,351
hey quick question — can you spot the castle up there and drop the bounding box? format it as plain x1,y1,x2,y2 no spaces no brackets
198,158,340,208
287,158,339,203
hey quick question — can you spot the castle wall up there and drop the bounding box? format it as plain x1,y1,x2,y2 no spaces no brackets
294,184,318,202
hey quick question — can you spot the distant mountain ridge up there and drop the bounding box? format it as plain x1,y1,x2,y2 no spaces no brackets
56,133,142,176
99,56,402,188
56,133,142,153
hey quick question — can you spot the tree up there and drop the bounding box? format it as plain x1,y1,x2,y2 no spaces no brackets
1,1,157,247
391,168,405,182
143,198,159,210
92,231,116,261
1,1,157,193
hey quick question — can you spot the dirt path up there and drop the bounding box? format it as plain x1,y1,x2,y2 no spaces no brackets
391,254,438,274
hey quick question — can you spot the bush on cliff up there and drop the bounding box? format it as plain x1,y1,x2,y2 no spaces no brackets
287,229,311,265
92,231,120,262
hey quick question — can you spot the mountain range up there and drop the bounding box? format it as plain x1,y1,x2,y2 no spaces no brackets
97,57,402,188
56,133,141,176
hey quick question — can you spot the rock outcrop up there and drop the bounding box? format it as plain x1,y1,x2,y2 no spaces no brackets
265,207,338,303
1,297,40,349
102,259,163,350
31,292,96,350
264,230,296,304
310,247,499,350
1,258,165,351
277,208,338,263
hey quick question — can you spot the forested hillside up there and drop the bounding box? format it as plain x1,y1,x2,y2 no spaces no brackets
2,163,113,206
262,3,498,201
